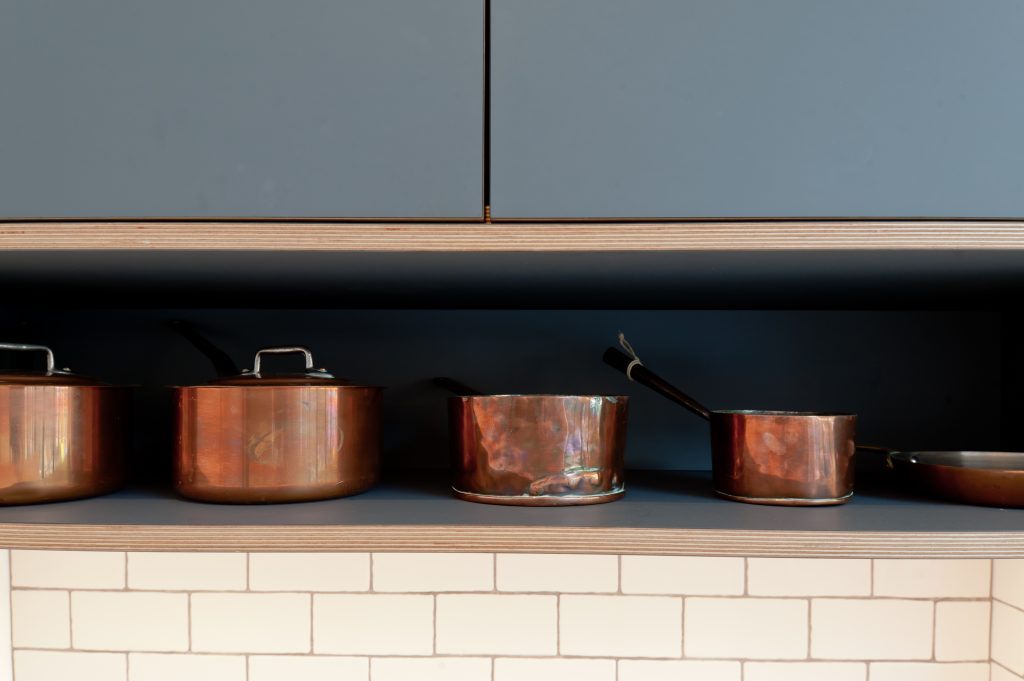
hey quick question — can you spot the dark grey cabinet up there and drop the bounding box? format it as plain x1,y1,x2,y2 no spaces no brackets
0,0,483,218
491,0,1024,219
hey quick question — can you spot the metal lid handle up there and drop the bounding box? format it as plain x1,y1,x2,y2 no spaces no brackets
0,343,55,373
248,346,315,377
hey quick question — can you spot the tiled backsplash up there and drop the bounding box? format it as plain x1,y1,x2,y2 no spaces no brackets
0,550,1017,681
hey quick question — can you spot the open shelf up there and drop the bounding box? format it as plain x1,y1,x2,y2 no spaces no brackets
4,221,1024,308
0,472,1021,558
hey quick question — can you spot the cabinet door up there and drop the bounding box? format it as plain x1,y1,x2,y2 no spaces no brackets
0,0,482,218
491,0,1024,219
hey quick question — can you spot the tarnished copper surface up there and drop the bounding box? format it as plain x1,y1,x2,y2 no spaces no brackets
888,451,1024,508
176,385,382,503
0,343,126,505
710,411,857,506
450,395,628,506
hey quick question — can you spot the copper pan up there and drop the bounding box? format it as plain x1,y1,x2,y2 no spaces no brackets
439,378,629,506
174,346,382,503
604,341,856,506
863,447,1024,508
0,343,127,505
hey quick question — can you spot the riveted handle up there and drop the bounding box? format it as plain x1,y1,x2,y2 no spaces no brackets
0,343,56,373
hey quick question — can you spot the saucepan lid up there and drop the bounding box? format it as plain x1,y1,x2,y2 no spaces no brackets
203,346,379,388
0,343,106,386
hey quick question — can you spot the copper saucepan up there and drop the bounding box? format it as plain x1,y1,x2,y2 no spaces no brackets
0,343,127,504
604,341,856,506
175,346,383,503
440,378,629,506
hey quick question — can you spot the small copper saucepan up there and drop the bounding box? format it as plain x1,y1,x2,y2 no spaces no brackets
440,378,629,506
175,346,382,503
604,342,856,506
0,343,128,504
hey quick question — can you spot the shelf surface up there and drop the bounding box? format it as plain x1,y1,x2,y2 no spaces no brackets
0,472,1021,557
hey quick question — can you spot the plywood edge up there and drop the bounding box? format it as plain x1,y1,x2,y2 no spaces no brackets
2,220,1024,251
1,524,1021,557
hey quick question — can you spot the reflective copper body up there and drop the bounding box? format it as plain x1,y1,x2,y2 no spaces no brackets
0,344,126,505
174,347,382,503
450,395,628,506
710,411,857,506
887,451,1024,508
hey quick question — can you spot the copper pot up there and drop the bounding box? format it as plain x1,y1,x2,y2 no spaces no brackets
448,389,629,506
174,346,382,503
0,343,127,505
605,343,856,506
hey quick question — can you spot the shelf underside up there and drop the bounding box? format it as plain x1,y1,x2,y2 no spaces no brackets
0,472,1020,557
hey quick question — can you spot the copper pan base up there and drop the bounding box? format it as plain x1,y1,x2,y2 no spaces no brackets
451,486,625,506
714,488,853,506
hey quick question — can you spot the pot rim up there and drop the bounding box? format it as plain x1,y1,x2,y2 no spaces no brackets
714,409,856,417
450,394,629,400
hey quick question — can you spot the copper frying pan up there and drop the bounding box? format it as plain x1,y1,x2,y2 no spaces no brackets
864,447,1024,508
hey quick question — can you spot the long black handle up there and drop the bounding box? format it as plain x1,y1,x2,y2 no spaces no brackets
169,320,240,377
603,347,712,421
432,376,484,397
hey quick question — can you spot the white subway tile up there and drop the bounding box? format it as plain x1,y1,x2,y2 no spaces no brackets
811,599,932,660
495,658,614,681
128,653,246,681
745,662,866,681
373,553,493,592
436,594,556,655
249,553,369,592
0,550,10,681
11,590,69,649
372,657,491,681
995,560,1024,611
127,552,246,591
748,558,870,596
621,556,744,595
618,660,740,681
992,664,1024,681
993,601,1024,676
314,594,433,655
685,597,807,659
869,662,990,681
935,601,990,661
72,592,188,652
191,593,310,653
874,560,990,598
561,595,681,658
496,553,617,593
14,650,125,681
12,550,124,589
250,655,369,681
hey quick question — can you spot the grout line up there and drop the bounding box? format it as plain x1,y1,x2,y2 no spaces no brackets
680,596,686,659
245,654,250,681
245,552,250,592
308,593,314,655
617,555,622,594
931,599,937,661
492,553,497,593
66,590,72,650
806,597,812,660
491,655,495,681
369,554,375,593
870,558,875,596
556,594,561,656
744,558,749,596
122,552,127,591
432,594,437,656
187,593,192,652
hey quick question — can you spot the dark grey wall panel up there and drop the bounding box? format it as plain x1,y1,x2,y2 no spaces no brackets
0,0,483,218
491,0,1024,218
